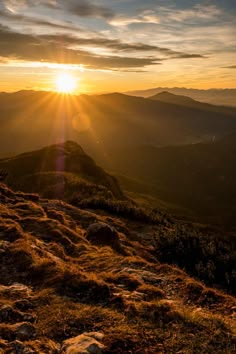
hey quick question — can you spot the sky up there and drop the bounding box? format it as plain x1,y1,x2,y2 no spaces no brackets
0,0,235,93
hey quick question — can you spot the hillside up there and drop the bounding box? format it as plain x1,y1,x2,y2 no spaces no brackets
150,91,197,105
0,91,236,160
0,141,123,201
112,134,236,228
126,87,236,107
0,183,235,353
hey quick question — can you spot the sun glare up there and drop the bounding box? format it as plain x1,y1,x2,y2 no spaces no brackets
56,72,77,93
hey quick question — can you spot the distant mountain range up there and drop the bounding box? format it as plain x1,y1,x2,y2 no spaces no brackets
126,87,236,107
0,90,236,158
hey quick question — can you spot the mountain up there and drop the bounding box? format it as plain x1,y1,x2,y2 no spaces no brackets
149,91,236,115
0,90,236,160
0,182,235,352
0,141,123,200
126,87,236,107
150,91,197,105
112,133,236,228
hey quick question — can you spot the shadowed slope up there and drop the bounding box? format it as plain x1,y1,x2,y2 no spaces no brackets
114,133,236,227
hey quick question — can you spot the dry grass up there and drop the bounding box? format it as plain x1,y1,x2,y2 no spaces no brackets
0,183,235,353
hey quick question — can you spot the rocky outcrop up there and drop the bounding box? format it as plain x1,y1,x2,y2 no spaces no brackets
61,332,105,354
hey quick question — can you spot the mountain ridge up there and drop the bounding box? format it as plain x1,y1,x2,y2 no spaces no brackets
0,90,236,158
126,87,236,106
0,141,124,201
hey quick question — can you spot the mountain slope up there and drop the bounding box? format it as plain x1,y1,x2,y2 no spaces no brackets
112,134,236,227
0,183,235,352
0,141,123,200
150,91,198,105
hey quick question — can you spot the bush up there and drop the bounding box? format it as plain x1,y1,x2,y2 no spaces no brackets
72,197,166,225
154,225,236,294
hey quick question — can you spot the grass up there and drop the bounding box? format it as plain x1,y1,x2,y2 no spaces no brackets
0,182,235,353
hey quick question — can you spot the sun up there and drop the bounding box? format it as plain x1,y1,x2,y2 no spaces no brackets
56,72,77,93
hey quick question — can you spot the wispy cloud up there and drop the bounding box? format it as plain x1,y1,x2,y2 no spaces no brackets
108,4,223,28
1,0,57,13
164,4,222,23
0,9,82,31
109,10,160,27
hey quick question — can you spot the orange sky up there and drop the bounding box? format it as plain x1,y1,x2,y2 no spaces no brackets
0,1,235,93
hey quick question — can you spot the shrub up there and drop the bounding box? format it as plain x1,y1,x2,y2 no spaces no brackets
72,197,165,225
154,225,236,294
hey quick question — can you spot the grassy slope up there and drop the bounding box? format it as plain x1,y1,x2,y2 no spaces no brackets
0,183,235,353
0,141,124,201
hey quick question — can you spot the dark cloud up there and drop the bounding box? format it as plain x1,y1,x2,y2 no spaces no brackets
59,0,114,19
1,0,114,19
223,65,236,69
0,16,206,70
0,5,206,62
172,53,206,59
0,24,159,69
39,32,205,59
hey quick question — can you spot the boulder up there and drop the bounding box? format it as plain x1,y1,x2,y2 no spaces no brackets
61,332,105,354
14,322,36,341
86,222,120,250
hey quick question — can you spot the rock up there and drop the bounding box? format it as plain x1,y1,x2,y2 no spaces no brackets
61,332,105,354
14,322,36,341
86,223,120,250
0,305,15,322
14,299,34,311
8,340,25,354
0,241,10,254
0,305,35,324
0,284,32,299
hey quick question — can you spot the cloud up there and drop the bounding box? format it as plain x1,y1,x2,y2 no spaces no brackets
223,65,236,69
109,10,160,27
2,0,113,19
1,0,56,12
36,31,205,59
59,0,114,19
0,9,82,31
166,4,222,22
108,4,223,27
0,8,205,62
0,24,160,69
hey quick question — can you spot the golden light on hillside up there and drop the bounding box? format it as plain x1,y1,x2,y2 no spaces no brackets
55,72,77,93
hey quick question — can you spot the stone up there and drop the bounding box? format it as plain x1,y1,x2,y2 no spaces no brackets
61,332,105,354
14,322,36,341
0,284,32,299
86,222,120,250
